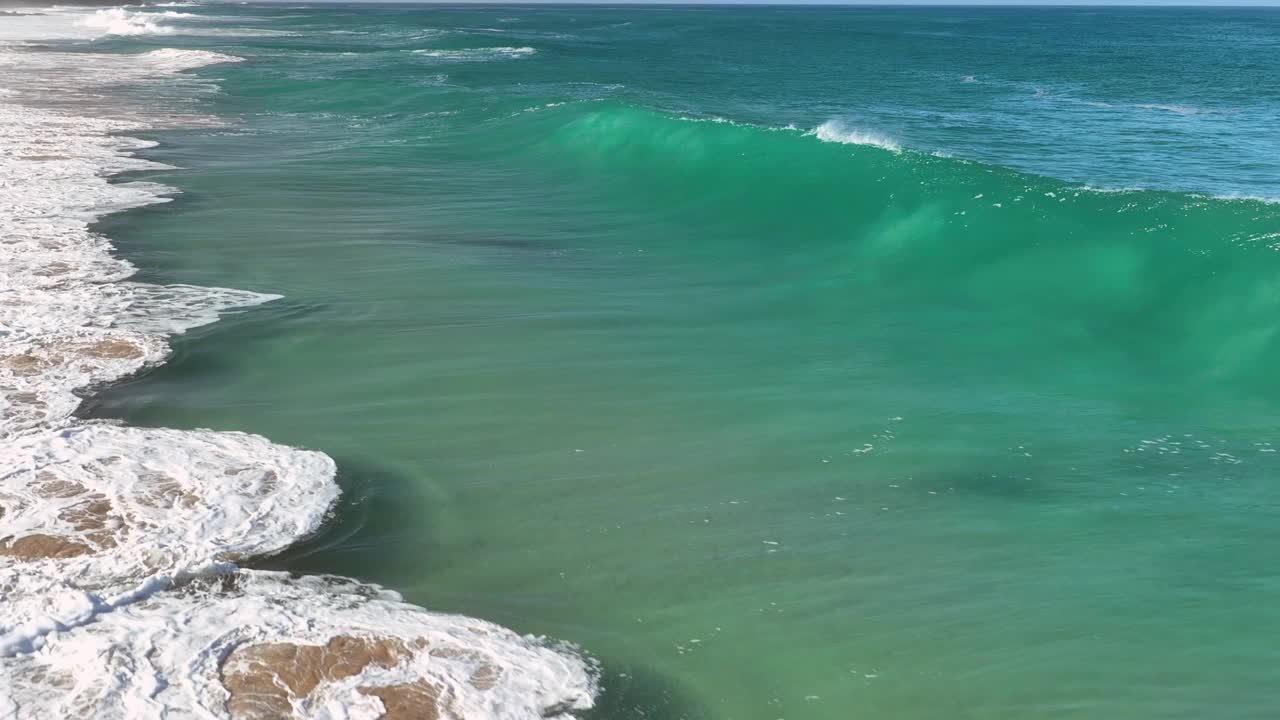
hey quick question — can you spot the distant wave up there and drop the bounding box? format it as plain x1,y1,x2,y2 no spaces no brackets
1030,85,1225,117
81,8,172,36
1134,103,1210,116
411,46,536,61
74,7,295,38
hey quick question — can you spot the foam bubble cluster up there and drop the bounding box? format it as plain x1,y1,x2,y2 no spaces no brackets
0,7,597,718
0,425,339,656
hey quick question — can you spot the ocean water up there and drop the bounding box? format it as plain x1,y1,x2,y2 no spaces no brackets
9,3,1280,719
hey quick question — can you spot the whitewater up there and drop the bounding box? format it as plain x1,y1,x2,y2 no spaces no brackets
0,6,597,718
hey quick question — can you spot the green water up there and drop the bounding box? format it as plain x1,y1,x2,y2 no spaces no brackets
87,5,1280,718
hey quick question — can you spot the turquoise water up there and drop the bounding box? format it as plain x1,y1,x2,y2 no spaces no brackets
84,5,1280,718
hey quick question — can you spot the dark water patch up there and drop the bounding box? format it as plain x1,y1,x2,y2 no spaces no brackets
82,300,329,426
584,660,711,720
250,456,437,578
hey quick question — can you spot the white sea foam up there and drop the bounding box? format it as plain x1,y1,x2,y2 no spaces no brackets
139,47,246,71
0,6,597,718
0,5,291,40
411,46,536,60
677,114,743,125
0,99,262,436
0,52,240,116
808,120,901,152
1201,192,1280,205
0,571,598,720
520,100,569,114
0,60,335,659
0,425,339,656
81,7,173,36
1076,185,1280,206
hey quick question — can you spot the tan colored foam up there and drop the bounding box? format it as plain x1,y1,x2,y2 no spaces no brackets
34,261,72,277
468,663,501,691
134,472,198,510
0,533,92,560
59,496,118,549
220,635,439,720
357,680,443,720
34,473,87,499
2,354,48,377
82,339,144,360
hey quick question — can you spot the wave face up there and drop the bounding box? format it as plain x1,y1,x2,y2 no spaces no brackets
505,103,1280,396
0,7,597,719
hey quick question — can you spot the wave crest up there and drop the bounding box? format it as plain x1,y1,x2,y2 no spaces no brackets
807,120,901,152
80,8,172,36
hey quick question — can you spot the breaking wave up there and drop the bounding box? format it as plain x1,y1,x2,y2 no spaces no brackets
807,119,901,152
511,103,1280,393
81,8,173,36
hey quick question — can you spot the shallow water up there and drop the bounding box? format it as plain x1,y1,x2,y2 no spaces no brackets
72,4,1280,718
